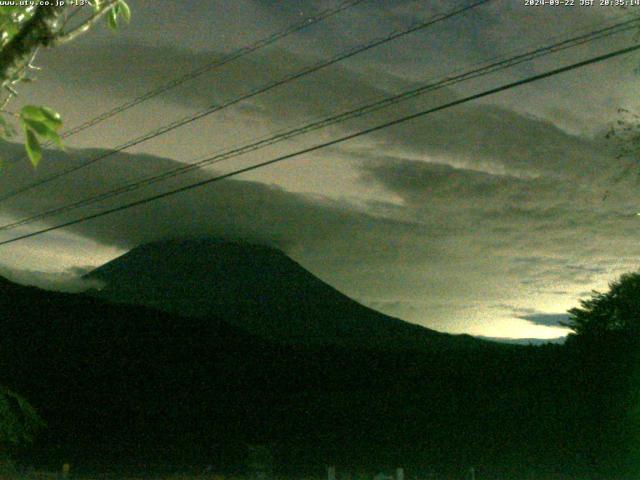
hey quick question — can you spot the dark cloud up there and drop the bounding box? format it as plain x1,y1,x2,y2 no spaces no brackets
517,313,570,327
37,38,410,120
357,103,631,182
0,144,438,268
475,335,566,345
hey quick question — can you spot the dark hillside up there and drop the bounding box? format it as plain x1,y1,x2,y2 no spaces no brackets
85,239,483,350
0,275,631,478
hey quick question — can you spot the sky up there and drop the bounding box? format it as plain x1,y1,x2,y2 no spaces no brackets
1,0,640,340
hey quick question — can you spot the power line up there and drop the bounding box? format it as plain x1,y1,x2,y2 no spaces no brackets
0,0,491,203
1,14,638,232
56,0,369,140
1,40,638,247
7,0,369,163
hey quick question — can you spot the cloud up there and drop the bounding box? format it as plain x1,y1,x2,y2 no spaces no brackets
475,335,566,345
516,313,570,327
353,145,640,333
0,266,103,293
359,154,640,272
356,102,633,182
37,37,409,121
0,144,436,266
29,15,640,189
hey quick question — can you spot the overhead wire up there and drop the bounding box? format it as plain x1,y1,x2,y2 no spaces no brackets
55,0,369,140
1,40,639,246
6,0,369,164
1,13,638,232
0,0,491,202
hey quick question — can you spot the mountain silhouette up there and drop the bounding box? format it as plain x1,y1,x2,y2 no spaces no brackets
85,238,481,350
0,272,512,473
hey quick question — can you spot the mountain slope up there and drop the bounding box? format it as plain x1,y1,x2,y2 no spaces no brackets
86,238,480,350
0,275,267,468
0,274,612,478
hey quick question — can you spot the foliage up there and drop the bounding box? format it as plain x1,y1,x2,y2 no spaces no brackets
0,6,36,49
107,0,131,30
0,386,45,447
562,272,640,340
561,272,640,477
246,445,274,476
605,107,640,168
19,105,63,167
0,0,130,167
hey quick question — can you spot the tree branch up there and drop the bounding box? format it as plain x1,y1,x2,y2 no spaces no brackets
0,93,13,111
52,1,119,46
0,5,66,89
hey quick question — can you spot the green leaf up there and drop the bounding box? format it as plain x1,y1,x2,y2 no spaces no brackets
21,105,63,138
117,0,131,23
20,105,42,120
19,106,65,163
107,6,118,30
22,118,48,136
21,105,62,127
38,106,62,128
23,126,42,168
49,130,64,150
22,119,64,150
0,6,25,17
47,129,64,150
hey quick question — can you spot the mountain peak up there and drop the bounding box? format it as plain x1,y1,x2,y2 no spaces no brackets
104,237,287,267
87,238,483,350
126,237,284,255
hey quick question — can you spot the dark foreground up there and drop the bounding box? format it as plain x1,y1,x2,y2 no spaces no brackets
0,275,636,480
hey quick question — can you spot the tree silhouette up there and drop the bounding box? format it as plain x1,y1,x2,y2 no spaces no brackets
0,386,45,472
563,272,640,341
562,272,640,478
